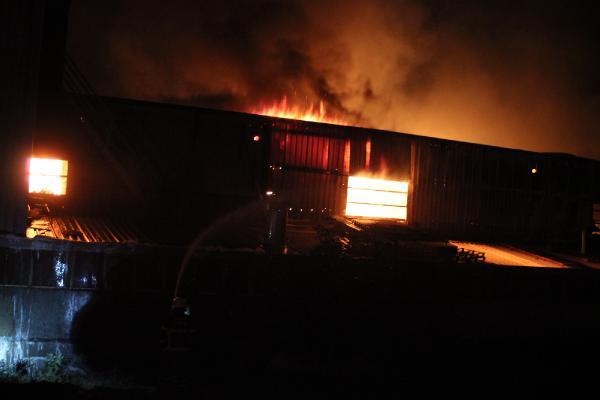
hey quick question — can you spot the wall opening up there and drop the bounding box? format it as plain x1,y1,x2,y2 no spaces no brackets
345,176,408,220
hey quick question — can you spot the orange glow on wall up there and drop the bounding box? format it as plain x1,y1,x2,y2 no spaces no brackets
345,176,408,220
28,158,68,195
365,137,371,169
343,140,351,174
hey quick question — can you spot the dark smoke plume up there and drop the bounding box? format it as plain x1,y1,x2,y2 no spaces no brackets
68,0,600,159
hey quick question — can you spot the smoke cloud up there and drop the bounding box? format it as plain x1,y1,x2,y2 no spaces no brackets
67,0,600,159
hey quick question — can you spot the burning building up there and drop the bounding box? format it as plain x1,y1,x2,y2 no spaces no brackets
3,2,598,250
2,1,600,372
31,92,596,247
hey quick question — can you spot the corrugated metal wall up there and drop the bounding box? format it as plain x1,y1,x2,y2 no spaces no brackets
103,101,266,243
265,123,414,217
93,97,598,245
410,140,485,235
5,1,592,247
268,124,350,214
410,138,597,242
349,133,411,180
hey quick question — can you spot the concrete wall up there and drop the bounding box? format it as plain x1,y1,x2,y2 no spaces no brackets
4,235,600,376
0,235,181,372
0,286,92,367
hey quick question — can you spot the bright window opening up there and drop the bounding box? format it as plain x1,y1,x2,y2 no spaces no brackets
345,176,408,220
28,158,68,195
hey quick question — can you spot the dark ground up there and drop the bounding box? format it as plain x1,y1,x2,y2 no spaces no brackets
3,258,600,398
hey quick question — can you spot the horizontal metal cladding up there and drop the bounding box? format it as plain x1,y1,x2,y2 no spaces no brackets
410,139,598,242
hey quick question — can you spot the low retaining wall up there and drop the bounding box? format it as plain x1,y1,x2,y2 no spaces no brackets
0,234,181,372
0,286,92,367
3,233,600,376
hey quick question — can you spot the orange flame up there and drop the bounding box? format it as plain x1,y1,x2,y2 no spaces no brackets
28,157,68,196
250,96,347,125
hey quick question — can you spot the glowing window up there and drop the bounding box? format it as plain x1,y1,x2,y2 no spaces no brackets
28,158,68,195
345,176,408,220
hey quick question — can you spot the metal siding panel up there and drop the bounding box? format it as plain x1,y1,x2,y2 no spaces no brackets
269,129,349,215
57,92,600,244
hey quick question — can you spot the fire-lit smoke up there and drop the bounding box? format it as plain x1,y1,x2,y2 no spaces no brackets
68,0,600,159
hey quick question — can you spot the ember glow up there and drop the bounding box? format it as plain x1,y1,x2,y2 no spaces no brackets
28,157,68,195
345,176,408,220
251,97,347,125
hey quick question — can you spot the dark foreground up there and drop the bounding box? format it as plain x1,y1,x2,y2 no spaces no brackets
3,258,600,398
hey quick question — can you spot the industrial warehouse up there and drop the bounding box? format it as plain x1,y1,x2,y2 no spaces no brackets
18,71,600,255
2,1,600,392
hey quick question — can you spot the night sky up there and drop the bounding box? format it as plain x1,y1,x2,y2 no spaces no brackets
67,0,600,159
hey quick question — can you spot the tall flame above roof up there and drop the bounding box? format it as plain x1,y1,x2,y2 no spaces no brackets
250,96,347,125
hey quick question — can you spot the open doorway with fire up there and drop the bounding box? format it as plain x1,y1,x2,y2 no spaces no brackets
264,126,438,258
345,134,411,222
267,129,411,223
